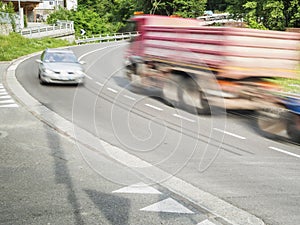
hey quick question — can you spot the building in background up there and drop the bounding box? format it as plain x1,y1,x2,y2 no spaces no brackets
1,0,77,23
2,0,42,23
35,0,77,21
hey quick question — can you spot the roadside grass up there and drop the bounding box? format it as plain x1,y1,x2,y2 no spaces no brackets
0,33,71,61
271,77,300,95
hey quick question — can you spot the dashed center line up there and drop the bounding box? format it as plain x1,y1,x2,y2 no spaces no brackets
107,87,118,93
96,81,103,86
145,103,163,111
173,114,195,123
213,128,246,140
85,74,92,80
124,95,136,101
269,146,300,159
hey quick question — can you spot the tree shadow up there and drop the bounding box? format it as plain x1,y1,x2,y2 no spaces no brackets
44,112,84,225
85,189,130,225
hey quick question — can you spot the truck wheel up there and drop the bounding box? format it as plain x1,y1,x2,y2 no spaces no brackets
198,91,210,115
180,78,210,115
256,108,287,139
162,74,181,108
287,113,300,143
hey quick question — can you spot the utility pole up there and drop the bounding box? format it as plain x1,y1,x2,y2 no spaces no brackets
18,0,24,29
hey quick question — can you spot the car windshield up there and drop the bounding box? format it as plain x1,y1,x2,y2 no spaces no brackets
44,52,78,63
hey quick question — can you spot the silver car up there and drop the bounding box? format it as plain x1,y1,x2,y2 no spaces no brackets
36,48,86,85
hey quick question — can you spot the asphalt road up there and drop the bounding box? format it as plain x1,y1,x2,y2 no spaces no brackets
15,42,300,225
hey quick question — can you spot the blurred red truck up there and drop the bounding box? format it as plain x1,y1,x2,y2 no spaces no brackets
125,14,300,115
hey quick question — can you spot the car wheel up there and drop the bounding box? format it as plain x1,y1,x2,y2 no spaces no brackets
39,73,46,85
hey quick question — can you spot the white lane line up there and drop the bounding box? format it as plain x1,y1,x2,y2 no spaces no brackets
96,81,103,86
269,146,300,159
124,95,136,101
173,114,195,123
85,74,92,80
145,103,163,111
213,128,246,140
107,87,118,93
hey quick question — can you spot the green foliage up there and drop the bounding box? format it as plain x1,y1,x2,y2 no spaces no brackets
266,78,300,94
206,0,227,12
135,0,207,17
45,0,300,34
0,33,71,61
171,0,207,17
0,2,16,31
226,0,300,30
243,1,267,30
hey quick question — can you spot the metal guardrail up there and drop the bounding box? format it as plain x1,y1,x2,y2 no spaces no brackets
20,21,74,38
75,32,139,44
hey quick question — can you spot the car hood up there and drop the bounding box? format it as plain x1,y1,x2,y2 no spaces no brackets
44,63,84,72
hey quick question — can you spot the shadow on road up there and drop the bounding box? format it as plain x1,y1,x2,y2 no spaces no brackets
44,116,84,225
85,189,130,225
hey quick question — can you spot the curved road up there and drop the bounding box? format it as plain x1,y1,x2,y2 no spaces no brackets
16,42,300,225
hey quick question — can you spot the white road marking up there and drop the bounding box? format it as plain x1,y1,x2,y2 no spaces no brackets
0,96,11,99
112,182,162,194
0,99,15,104
213,128,246,140
269,146,300,159
124,95,136,101
197,219,217,225
85,74,92,80
0,104,18,108
140,198,194,214
173,114,195,123
145,103,163,111
0,84,18,108
107,87,118,93
96,81,103,86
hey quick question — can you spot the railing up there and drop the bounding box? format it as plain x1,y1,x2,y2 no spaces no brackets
20,21,74,38
75,32,139,44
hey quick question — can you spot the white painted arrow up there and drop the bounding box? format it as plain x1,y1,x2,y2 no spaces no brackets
140,198,194,214
112,182,161,194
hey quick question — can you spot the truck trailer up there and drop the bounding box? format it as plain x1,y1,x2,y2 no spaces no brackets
124,14,300,142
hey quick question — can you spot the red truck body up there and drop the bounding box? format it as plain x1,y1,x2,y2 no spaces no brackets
125,15,300,111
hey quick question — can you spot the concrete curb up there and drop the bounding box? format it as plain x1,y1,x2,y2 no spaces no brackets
3,49,265,225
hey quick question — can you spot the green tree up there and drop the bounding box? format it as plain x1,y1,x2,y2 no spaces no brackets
226,0,300,30
0,2,17,31
206,0,227,12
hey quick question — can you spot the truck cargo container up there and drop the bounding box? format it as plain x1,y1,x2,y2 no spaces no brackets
124,14,300,142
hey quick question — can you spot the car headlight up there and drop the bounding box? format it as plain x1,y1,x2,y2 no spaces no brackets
44,69,55,75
